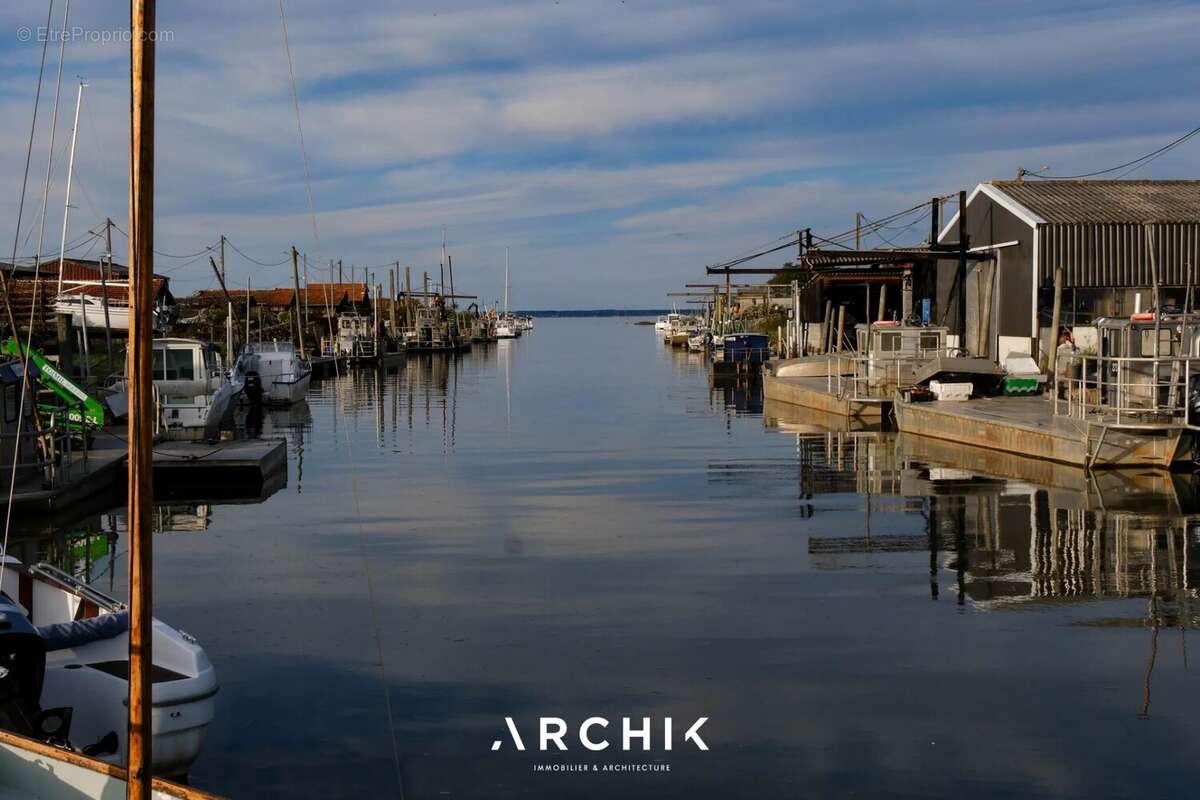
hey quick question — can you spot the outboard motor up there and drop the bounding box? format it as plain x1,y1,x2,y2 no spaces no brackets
243,370,264,409
0,594,72,744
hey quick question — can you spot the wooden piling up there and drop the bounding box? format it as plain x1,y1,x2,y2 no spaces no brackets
822,300,833,353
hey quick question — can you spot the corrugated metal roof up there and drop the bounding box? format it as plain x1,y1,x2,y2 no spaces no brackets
992,180,1200,224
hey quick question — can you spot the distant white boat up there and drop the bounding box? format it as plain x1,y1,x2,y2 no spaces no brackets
495,317,519,339
495,248,524,339
236,340,312,405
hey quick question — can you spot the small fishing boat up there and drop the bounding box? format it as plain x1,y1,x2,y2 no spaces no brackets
331,313,378,364
235,340,312,405
669,324,696,347
654,315,669,332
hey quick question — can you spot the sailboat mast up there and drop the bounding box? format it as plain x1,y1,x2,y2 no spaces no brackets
56,79,85,297
504,247,509,316
127,0,156,797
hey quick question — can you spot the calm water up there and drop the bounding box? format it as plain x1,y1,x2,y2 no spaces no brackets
16,318,1200,798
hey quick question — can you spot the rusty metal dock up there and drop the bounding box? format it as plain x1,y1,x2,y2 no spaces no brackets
894,394,1190,469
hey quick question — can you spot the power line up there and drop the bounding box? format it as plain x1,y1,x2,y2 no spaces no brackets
107,222,216,259
225,238,290,267
1033,124,1200,180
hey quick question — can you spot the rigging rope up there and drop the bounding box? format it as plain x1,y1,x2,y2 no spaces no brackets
1,0,70,599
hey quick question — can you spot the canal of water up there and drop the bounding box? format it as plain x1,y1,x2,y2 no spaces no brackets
15,317,1200,798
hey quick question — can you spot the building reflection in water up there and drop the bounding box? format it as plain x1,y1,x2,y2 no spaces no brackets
759,399,1200,718
761,399,1200,618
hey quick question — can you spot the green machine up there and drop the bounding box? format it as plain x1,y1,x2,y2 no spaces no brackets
0,337,106,429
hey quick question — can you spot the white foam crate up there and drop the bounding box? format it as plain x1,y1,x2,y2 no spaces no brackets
929,380,972,401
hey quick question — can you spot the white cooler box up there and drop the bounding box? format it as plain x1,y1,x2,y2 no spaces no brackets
928,380,973,401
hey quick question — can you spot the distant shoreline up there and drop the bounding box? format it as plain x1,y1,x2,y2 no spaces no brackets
513,309,668,318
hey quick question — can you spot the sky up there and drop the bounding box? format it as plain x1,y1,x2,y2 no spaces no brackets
0,0,1198,309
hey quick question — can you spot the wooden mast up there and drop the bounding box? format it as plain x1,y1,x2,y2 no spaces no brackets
127,0,156,797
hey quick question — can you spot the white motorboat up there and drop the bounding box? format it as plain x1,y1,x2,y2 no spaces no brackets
0,558,216,778
654,315,669,332
236,341,312,405
116,338,243,438
687,331,710,352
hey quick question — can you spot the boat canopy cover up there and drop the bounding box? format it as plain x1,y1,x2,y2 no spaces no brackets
37,610,128,652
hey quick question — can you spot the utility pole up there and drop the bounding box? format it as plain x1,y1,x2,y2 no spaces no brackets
100,217,114,366
302,252,309,322
291,246,305,358
338,258,343,283
218,233,225,284
405,265,412,329
388,266,397,333
855,213,862,250
208,255,237,361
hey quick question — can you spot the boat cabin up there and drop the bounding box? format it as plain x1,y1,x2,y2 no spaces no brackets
852,322,951,392
1089,315,1200,413
125,338,228,431
854,322,949,360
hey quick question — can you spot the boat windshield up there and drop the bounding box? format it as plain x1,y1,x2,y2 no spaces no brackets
153,347,195,381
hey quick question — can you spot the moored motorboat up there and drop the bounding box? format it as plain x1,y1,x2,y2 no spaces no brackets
116,338,243,439
236,341,312,405
0,558,216,778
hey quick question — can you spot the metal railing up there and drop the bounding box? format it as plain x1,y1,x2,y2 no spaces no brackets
0,397,94,492
824,348,953,402
1055,352,1200,428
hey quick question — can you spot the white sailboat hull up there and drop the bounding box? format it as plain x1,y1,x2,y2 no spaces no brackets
54,298,165,332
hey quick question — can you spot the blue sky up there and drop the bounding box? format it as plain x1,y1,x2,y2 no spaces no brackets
1,0,1198,308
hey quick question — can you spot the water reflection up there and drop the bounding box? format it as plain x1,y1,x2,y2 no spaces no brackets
764,401,1200,620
